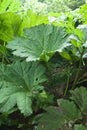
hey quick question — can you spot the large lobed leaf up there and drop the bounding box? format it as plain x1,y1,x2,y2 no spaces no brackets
0,61,47,116
7,24,70,62
37,99,82,130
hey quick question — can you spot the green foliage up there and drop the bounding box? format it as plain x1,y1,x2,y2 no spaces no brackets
21,0,85,14
0,0,22,13
37,0,85,14
0,61,47,116
70,87,87,115
22,0,48,15
58,99,82,121
0,11,48,42
44,0,71,13
77,4,87,24
19,10,48,36
37,87,87,130
74,124,87,130
0,1,87,130
0,1,48,41
0,12,21,41
37,107,65,130
7,24,70,62
67,0,85,10
37,98,82,130
0,2,49,64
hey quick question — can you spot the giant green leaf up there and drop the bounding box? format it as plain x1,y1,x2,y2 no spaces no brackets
0,61,47,116
70,87,87,115
7,24,70,62
37,99,82,130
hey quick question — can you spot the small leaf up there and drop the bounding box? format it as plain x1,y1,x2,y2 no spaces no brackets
59,51,72,60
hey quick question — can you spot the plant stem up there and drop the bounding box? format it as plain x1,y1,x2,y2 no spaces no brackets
77,79,87,85
64,68,70,96
72,57,82,89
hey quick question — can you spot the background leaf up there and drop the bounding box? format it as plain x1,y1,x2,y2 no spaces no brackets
0,0,22,13
0,12,21,41
19,10,48,36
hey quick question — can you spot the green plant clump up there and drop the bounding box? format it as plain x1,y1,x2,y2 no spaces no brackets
0,1,87,130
